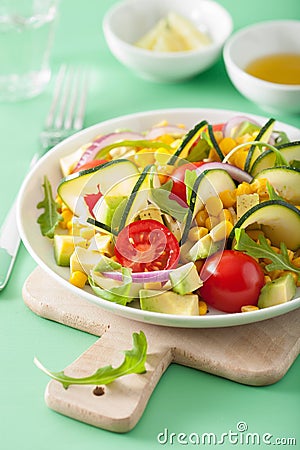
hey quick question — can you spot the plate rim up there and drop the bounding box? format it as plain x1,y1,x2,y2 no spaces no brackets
17,107,300,328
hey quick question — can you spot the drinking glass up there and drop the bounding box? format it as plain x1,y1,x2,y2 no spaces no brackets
0,0,58,101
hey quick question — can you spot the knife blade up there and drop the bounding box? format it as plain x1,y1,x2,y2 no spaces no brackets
0,200,21,290
0,152,41,291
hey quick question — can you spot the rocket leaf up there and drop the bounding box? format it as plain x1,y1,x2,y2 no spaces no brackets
234,228,300,278
34,331,147,389
36,176,62,238
149,169,188,222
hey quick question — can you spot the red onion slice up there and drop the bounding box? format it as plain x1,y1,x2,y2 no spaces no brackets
195,162,253,183
103,269,172,283
73,131,143,171
145,125,187,140
223,116,260,138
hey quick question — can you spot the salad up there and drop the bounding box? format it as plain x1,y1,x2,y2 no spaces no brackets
37,115,300,316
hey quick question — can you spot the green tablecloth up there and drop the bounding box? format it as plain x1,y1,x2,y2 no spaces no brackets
0,1,299,449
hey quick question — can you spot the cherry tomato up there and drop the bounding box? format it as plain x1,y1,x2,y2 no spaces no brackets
170,161,206,204
212,123,225,132
198,250,265,313
72,159,108,173
115,219,180,272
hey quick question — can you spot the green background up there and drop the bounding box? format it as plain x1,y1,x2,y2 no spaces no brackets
0,1,299,449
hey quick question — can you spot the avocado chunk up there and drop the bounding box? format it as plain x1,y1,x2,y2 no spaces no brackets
186,234,212,261
139,289,199,315
233,120,260,138
54,235,86,267
94,196,126,227
257,273,296,308
70,246,104,274
169,262,202,295
187,234,222,261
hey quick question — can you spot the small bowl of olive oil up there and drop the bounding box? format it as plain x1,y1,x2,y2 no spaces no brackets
223,20,300,114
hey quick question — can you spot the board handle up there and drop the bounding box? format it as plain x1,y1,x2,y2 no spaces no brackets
45,330,173,433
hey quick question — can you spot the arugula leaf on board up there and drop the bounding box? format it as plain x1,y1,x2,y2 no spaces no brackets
34,331,147,389
234,228,300,278
36,176,62,238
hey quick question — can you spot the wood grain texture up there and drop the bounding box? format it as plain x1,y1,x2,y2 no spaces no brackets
22,267,300,432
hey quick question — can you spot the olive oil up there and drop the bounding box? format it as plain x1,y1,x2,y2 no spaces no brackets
245,53,300,85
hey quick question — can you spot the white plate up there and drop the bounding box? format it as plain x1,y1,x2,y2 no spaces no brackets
17,108,300,328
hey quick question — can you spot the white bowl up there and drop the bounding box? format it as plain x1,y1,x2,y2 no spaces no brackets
102,0,233,82
17,108,300,328
223,20,300,114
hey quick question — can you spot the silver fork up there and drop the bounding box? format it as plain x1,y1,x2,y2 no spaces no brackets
40,64,87,152
0,65,88,291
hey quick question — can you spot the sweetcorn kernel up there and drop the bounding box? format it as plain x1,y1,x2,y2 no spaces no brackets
264,275,272,284
59,209,73,229
292,256,300,268
188,226,209,242
156,134,176,145
210,220,233,242
134,148,155,166
67,220,73,232
235,182,252,196
252,178,268,197
205,216,219,231
195,209,209,227
287,249,294,261
269,270,284,280
62,209,73,220
219,137,237,155
154,147,172,165
69,271,88,289
270,246,281,254
280,271,298,285
219,190,236,208
231,150,248,169
219,208,233,224
241,305,259,313
199,300,208,315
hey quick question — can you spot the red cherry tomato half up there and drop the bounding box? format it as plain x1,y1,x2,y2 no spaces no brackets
72,159,108,173
170,161,206,204
115,219,180,272
198,250,265,313
212,123,225,132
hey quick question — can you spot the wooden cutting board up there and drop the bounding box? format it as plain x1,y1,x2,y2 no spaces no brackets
23,267,300,433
